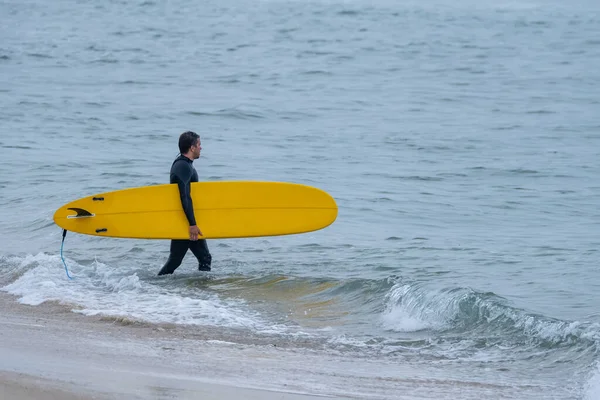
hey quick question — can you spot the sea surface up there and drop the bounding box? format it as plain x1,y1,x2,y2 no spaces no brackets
1,0,600,398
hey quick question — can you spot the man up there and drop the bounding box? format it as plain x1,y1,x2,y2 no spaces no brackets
158,131,212,275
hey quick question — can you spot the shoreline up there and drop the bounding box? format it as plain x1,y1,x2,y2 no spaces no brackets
0,291,350,400
0,290,554,400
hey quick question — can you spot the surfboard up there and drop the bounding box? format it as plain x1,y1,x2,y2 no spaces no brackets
53,181,338,240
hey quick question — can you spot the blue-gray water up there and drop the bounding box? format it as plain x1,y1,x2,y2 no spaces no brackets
1,0,600,398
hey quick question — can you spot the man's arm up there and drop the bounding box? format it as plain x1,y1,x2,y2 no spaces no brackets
172,162,202,239
173,166,196,226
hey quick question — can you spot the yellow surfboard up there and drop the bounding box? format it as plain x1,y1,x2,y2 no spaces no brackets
53,181,338,240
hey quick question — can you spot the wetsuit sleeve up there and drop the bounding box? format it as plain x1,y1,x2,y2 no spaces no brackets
172,162,197,226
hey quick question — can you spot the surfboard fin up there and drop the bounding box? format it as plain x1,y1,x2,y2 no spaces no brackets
67,207,94,218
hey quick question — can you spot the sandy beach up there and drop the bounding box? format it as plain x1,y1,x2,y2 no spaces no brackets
0,292,351,400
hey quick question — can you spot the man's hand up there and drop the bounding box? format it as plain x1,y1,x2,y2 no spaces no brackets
189,225,202,241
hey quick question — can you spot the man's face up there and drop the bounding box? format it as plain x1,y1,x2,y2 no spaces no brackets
191,139,201,159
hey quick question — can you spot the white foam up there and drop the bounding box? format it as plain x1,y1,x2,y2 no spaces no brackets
380,282,443,332
584,362,600,400
1,253,267,330
327,334,369,348
381,306,433,332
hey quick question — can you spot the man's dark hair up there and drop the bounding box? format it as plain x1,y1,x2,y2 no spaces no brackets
178,131,200,154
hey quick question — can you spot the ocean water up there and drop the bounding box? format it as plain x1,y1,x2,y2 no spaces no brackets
1,0,600,398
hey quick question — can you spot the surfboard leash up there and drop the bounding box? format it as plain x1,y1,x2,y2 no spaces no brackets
60,229,74,280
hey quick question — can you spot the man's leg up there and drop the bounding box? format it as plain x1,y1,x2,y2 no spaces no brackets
189,239,212,271
158,240,190,275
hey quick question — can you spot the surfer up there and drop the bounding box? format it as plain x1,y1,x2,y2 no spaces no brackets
158,131,212,275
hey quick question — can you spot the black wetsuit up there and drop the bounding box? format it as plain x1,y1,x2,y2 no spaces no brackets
158,155,212,275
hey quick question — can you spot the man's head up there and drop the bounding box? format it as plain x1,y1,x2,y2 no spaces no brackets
179,131,201,159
